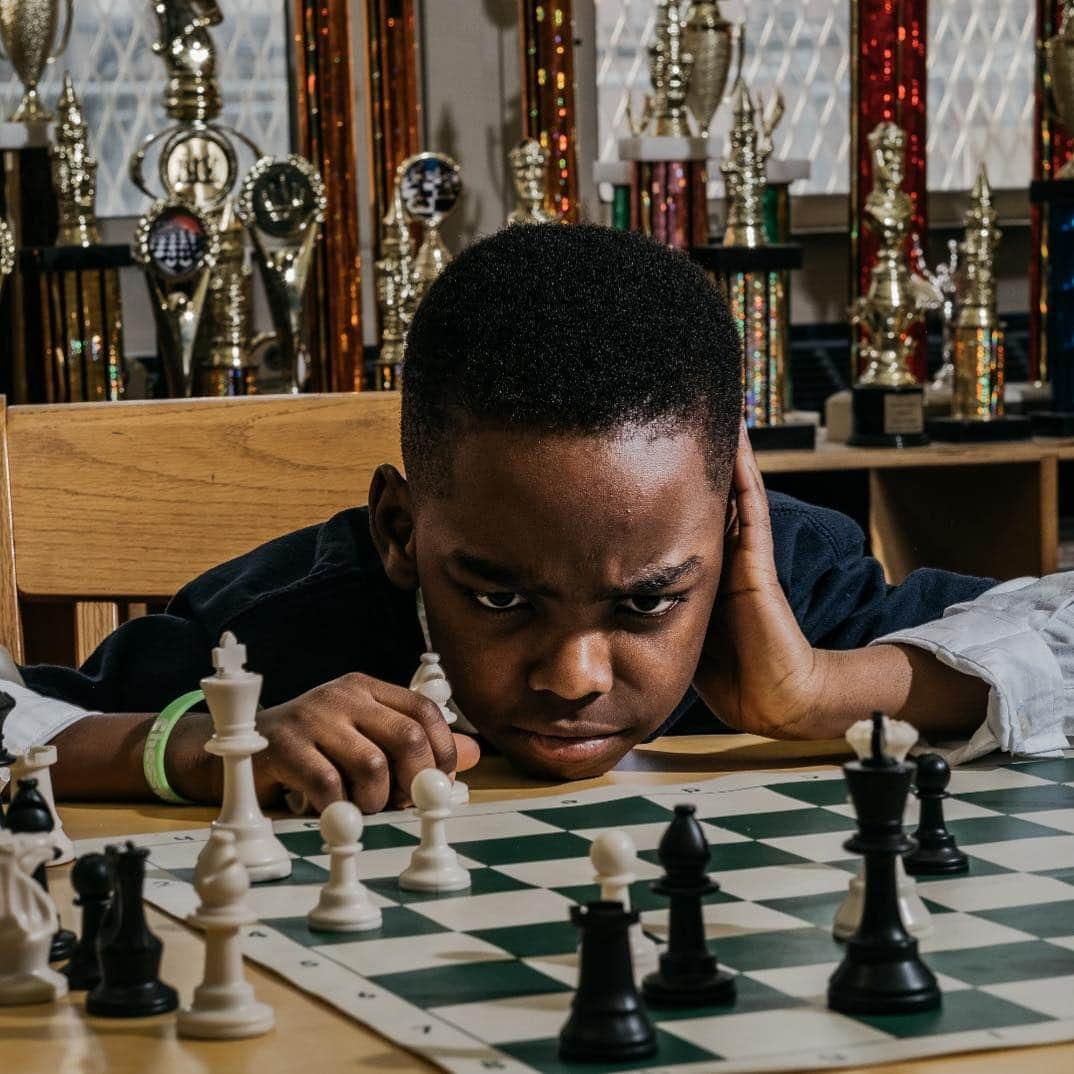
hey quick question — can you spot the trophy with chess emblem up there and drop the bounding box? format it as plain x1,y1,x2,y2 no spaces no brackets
134,200,220,397
236,155,326,394
0,0,72,122
508,139,556,226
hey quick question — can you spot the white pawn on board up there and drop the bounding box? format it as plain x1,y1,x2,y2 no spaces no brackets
308,801,382,932
199,633,292,883
10,745,74,866
833,714,932,941
399,768,470,893
590,830,658,967
0,830,68,1005
410,653,469,806
178,829,275,1039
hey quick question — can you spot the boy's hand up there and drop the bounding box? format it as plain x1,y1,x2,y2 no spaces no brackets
692,422,832,738
170,673,481,812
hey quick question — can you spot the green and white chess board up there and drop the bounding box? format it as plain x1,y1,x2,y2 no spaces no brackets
79,756,1074,1074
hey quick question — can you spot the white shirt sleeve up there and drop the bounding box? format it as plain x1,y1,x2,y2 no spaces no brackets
0,679,98,759
868,572,1074,765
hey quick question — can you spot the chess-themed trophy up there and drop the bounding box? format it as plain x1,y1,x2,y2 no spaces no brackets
848,122,936,447
649,1,695,138
507,138,556,226
0,0,72,122
372,184,414,391
397,152,463,316
47,73,125,402
236,155,326,394
134,199,220,398
929,167,1030,442
683,2,737,138
1046,0,1074,179
0,220,13,298
911,234,960,391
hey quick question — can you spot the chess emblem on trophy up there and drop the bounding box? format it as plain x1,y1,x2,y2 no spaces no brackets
0,0,73,122
397,152,463,311
507,139,556,226
134,200,220,398
1047,0,1074,179
236,155,326,394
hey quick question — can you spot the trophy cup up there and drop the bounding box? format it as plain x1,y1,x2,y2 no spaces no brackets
0,220,14,296
1047,0,1074,179
0,0,72,121
683,2,738,138
372,183,414,391
236,155,326,394
397,152,462,314
649,1,695,138
848,122,937,447
507,138,556,226
134,199,220,398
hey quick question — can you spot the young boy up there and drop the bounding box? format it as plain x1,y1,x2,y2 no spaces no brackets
7,225,1073,813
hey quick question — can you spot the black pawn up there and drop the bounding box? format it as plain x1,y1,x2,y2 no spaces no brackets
642,804,735,1007
0,690,17,828
86,843,178,1017
828,713,941,1015
904,753,968,876
5,777,76,962
61,853,114,990
559,901,657,1063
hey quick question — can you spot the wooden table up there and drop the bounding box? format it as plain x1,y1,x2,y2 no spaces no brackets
4,735,1072,1074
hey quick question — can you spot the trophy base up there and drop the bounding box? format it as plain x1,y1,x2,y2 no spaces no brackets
1029,411,1074,438
926,415,1033,443
848,384,928,448
747,423,817,451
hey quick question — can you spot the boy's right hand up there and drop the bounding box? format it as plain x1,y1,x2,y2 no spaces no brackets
169,672,481,813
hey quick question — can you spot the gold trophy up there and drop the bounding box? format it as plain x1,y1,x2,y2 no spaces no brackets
1047,0,1074,178
649,1,695,137
683,2,738,138
0,0,72,122
0,220,14,295
508,138,556,225
46,73,125,402
848,122,939,447
134,199,220,398
372,184,414,391
236,155,326,394
721,79,783,248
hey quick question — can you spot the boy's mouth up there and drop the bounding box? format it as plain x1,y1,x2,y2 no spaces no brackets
507,725,628,768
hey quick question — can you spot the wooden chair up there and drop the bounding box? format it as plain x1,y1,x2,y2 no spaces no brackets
0,393,404,666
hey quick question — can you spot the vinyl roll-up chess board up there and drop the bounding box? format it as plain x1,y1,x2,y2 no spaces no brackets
75,757,1074,1074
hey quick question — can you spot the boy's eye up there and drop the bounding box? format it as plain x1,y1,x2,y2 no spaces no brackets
621,595,680,616
474,591,528,610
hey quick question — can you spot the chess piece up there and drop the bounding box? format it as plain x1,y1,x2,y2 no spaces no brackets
0,830,69,1005
399,768,470,893
559,901,657,1063
835,714,932,941
410,653,469,805
11,745,75,864
307,801,382,932
904,753,968,876
642,804,735,1007
828,714,941,1014
4,779,76,962
87,843,178,1017
200,633,291,882
590,830,657,966
61,853,113,990
178,829,274,1039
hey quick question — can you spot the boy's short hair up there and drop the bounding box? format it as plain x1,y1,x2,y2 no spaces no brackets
401,223,743,495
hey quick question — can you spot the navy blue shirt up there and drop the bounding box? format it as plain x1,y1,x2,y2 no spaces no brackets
21,493,995,733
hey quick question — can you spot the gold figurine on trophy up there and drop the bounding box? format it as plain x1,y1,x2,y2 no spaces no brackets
721,79,783,248
508,139,556,226
373,185,415,391
0,0,72,121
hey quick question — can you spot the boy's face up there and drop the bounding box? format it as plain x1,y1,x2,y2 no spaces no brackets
391,422,729,780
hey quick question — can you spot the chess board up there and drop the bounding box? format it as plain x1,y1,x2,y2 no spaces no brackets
76,756,1074,1074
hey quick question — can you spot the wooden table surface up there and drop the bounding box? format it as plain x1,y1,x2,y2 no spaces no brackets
5,735,1072,1074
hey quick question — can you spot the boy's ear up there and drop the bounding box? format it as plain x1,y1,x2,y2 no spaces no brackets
368,464,420,590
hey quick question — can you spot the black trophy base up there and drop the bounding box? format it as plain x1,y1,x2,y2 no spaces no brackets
642,966,736,1009
849,385,928,448
748,422,817,451
1030,411,1074,437
828,944,941,1015
49,927,77,964
86,979,179,1019
926,415,1032,443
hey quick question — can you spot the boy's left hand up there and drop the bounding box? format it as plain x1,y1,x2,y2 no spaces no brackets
692,421,832,738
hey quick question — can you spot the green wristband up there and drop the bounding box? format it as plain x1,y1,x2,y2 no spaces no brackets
143,689,205,805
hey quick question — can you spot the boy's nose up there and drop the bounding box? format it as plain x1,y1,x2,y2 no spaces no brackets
526,630,614,701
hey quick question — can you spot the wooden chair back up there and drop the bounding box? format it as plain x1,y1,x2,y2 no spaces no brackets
0,393,404,664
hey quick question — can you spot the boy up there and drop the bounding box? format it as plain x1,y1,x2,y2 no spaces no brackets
7,225,1073,813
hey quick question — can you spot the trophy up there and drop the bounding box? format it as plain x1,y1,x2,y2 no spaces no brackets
0,0,72,122
0,220,13,295
397,152,462,313
1047,0,1074,178
648,1,695,138
236,155,326,394
683,2,738,138
911,234,960,391
134,199,220,398
721,79,783,248
372,184,414,391
848,122,938,447
507,138,556,226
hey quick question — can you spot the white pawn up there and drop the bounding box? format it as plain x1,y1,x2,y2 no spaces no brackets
834,715,932,941
200,633,291,883
178,829,274,1039
0,830,68,1005
10,746,74,866
308,802,382,932
399,768,470,893
410,653,469,806
590,830,658,967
